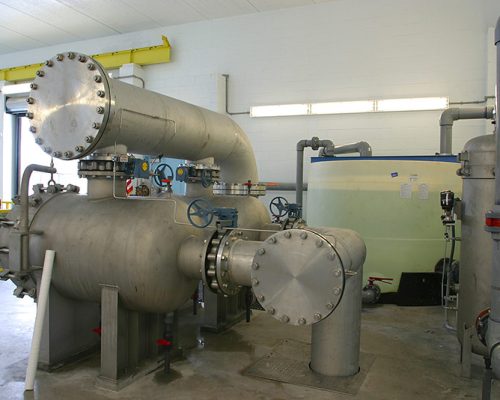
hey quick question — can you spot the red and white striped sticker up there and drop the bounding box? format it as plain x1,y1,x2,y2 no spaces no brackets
126,179,133,195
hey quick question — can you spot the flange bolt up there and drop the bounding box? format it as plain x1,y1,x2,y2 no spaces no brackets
26,97,35,104
36,70,45,77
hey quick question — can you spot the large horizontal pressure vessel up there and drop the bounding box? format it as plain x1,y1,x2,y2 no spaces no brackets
456,134,495,356
306,155,462,291
9,194,269,313
27,52,257,183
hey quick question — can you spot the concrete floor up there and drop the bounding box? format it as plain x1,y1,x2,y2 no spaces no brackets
0,280,484,400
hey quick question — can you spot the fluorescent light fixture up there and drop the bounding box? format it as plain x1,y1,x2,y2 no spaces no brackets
311,100,374,115
250,96,448,117
250,103,308,117
376,97,448,112
1,82,32,95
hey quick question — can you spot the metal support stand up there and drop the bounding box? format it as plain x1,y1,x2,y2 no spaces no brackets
202,288,246,332
98,285,126,385
38,285,100,370
96,285,200,390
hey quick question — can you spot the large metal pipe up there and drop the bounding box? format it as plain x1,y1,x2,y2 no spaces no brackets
439,107,495,154
27,53,257,184
310,227,365,376
488,17,500,380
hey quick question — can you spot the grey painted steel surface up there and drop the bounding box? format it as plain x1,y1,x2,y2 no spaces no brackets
310,227,365,376
439,107,494,154
27,53,257,184
488,17,500,380
18,192,269,313
457,134,496,357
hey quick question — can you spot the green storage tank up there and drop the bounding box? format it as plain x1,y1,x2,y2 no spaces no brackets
306,155,461,291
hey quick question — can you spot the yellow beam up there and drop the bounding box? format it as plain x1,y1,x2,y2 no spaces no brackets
0,36,171,83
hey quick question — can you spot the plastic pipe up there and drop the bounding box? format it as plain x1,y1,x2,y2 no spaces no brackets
296,137,334,207
25,249,56,391
320,141,373,157
439,107,495,154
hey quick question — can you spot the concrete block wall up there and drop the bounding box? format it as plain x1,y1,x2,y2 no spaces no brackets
0,0,499,203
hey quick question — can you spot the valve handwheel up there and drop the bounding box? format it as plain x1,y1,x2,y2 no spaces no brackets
153,163,174,188
187,199,214,228
269,196,289,218
200,169,212,188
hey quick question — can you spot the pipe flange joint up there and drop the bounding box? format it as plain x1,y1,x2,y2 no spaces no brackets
252,228,345,326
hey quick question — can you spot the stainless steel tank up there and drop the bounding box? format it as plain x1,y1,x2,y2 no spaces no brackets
0,190,269,313
457,134,496,356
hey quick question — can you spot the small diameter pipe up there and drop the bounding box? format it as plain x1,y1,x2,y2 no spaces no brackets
296,138,334,207
25,249,56,391
263,182,307,192
19,165,56,271
320,141,373,157
439,107,494,154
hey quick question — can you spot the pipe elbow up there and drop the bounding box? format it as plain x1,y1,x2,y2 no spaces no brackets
440,108,460,126
357,141,372,157
296,140,308,151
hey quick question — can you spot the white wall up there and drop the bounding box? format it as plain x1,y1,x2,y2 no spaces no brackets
0,0,499,200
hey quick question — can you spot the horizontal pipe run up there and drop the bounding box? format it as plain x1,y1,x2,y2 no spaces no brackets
263,182,308,191
327,141,373,157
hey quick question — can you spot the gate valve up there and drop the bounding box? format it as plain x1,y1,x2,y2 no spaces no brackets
363,277,393,304
153,163,174,189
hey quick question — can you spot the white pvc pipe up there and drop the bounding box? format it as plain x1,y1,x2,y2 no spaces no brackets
24,250,56,391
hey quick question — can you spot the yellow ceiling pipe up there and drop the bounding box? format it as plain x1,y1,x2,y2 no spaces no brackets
0,35,171,82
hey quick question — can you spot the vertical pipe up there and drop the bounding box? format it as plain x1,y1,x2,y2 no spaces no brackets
25,249,56,391
19,165,56,271
310,227,365,376
296,147,304,206
488,17,500,381
310,265,362,376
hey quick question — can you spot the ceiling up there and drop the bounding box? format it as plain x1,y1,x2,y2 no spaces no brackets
0,0,332,55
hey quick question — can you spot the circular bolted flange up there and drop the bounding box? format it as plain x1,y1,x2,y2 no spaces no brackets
251,228,345,326
27,52,110,161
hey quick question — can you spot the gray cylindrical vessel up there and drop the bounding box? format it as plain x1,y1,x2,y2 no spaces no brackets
27,52,257,183
2,193,269,313
457,134,496,356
